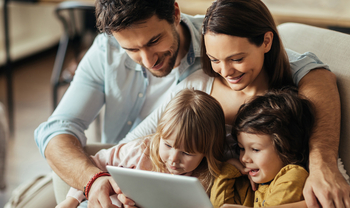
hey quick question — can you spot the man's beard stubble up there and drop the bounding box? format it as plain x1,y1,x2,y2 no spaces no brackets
145,28,180,78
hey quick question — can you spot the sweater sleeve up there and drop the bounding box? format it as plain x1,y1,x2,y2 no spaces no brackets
210,162,254,208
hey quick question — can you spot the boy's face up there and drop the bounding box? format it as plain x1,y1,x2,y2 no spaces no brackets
159,135,204,175
112,15,180,78
237,132,284,184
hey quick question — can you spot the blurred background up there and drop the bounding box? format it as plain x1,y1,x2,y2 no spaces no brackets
0,0,350,207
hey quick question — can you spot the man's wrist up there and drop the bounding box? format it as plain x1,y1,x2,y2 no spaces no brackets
84,171,111,199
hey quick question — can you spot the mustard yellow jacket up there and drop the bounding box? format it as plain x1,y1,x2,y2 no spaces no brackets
211,163,308,207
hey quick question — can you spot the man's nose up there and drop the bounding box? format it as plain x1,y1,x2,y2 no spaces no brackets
140,48,156,69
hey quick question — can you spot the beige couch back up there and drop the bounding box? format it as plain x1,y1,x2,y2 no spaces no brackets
278,23,350,173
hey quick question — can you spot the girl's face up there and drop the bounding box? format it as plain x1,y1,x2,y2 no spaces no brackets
159,134,205,175
237,132,284,184
204,32,272,93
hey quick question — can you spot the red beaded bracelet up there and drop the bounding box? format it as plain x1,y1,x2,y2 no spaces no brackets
83,171,111,200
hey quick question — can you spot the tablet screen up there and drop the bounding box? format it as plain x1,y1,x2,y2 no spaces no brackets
107,166,213,208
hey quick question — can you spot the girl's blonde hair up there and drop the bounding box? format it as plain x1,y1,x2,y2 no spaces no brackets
149,89,226,191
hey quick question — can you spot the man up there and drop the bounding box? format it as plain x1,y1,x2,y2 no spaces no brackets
35,0,350,208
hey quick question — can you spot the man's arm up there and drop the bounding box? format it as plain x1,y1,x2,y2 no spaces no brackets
298,68,350,208
45,134,100,190
46,134,122,208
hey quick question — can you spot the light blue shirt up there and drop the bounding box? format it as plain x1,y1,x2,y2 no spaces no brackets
34,14,329,158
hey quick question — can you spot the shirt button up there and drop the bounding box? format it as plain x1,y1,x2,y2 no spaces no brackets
138,93,143,98
127,121,132,125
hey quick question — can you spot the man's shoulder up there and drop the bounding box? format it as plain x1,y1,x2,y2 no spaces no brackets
180,13,204,35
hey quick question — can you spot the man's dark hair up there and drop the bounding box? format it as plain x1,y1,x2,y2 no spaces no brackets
232,87,315,170
96,0,176,34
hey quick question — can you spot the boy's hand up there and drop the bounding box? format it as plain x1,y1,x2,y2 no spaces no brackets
226,159,257,191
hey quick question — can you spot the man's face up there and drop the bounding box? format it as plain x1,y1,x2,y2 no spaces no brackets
112,15,180,77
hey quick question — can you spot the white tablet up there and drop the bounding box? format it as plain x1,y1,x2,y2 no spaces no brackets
106,166,213,208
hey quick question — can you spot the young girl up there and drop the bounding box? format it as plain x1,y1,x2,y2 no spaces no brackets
210,87,315,208
56,89,226,208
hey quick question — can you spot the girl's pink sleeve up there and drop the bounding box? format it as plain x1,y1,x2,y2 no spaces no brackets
65,138,150,203
91,138,150,171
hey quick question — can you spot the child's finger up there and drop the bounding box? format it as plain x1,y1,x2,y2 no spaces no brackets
248,175,258,191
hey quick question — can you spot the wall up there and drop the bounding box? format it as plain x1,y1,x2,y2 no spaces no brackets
0,2,63,66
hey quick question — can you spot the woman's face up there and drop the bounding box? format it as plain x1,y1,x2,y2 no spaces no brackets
204,32,272,92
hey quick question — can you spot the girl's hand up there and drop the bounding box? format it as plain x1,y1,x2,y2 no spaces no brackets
55,197,79,208
226,159,258,191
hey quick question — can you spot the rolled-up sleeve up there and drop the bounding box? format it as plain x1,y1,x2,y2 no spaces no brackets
287,48,330,86
34,35,106,158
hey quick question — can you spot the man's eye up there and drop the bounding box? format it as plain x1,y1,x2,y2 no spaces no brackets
232,58,243,62
148,37,160,46
126,49,138,53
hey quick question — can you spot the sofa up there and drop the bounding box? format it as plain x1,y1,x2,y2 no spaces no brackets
278,22,350,176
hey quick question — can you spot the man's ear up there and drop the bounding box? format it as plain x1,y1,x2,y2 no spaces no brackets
263,31,274,53
174,2,181,26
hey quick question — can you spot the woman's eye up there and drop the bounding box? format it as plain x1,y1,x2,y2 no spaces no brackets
164,143,171,148
210,59,219,64
252,148,260,152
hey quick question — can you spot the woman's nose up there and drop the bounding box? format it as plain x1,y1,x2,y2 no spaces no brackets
219,62,235,78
